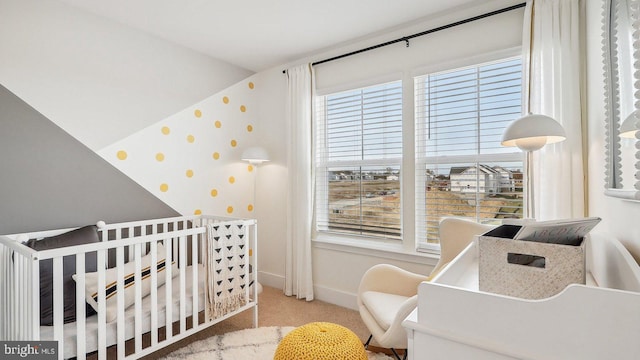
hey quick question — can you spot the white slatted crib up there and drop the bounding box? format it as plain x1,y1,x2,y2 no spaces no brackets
0,215,258,359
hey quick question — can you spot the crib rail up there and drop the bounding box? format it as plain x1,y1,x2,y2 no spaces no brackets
0,240,40,341
0,215,258,360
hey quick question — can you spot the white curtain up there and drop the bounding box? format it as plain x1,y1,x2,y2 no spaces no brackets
284,64,315,300
523,0,585,220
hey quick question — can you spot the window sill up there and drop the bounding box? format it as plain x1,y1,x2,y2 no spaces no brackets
312,233,439,266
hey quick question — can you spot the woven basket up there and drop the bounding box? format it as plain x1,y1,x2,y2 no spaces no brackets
479,235,586,299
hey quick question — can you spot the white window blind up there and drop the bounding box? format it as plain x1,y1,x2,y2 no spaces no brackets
316,81,402,240
415,57,524,248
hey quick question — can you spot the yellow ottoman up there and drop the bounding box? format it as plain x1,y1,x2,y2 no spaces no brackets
274,322,367,360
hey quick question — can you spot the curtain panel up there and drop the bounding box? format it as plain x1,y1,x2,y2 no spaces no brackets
523,0,586,219
284,64,315,300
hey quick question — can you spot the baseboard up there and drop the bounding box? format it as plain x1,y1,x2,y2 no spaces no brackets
257,270,284,290
313,285,358,311
257,271,358,311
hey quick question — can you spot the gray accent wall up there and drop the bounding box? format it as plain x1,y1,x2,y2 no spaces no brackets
0,84,179,234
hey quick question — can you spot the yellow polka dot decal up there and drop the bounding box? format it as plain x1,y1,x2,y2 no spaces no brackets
249,248,253,256
101,74,261,217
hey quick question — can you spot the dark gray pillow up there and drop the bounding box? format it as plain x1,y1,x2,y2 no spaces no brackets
26,225,100,325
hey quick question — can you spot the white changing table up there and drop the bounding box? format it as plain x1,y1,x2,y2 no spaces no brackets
402,233,640,360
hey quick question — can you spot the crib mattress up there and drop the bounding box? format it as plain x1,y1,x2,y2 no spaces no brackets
40,264,205,359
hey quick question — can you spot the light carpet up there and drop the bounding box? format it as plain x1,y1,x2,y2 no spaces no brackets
159,326,393,360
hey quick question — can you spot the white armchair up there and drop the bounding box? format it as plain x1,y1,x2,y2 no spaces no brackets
357,217,495,360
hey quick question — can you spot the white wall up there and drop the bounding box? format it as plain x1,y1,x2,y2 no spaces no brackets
586,0,640,262
250,69,289,289
0,0,253,151
255,0,525,309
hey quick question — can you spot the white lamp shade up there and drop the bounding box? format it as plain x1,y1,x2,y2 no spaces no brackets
620,110,639,139
241,146,270,164
501,113,567,151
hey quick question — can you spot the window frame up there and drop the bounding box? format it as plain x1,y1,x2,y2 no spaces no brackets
414,54,525,252
314,80,404,242
312,47,524,257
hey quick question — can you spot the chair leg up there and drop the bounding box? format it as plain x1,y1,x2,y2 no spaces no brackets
364,334,373,349
390,348,407,360
363,335,406,360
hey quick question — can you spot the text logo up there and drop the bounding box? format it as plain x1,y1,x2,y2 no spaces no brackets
1,342,57,359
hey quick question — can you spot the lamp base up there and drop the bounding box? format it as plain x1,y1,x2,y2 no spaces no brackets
250,281,263,295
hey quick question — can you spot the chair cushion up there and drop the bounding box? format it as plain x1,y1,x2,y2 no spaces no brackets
360,291,409,330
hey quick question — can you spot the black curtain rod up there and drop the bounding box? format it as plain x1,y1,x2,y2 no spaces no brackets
282,2,525,74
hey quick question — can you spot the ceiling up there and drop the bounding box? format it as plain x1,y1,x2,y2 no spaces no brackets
56,0,488,72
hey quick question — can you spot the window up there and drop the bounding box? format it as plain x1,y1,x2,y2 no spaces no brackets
315,81,402,240
314,56,524,250
415,57,524,248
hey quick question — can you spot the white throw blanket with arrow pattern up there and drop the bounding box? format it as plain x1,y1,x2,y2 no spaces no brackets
204,221,248,319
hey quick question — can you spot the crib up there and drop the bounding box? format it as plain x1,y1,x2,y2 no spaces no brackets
0,215,258,359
